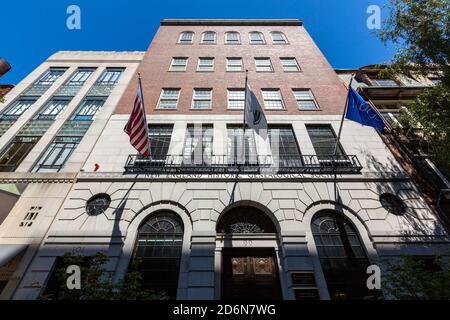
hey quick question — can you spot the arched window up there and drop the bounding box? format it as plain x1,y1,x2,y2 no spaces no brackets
178,31,194,44
312,211,380,300
217,206,276,234
225,31,240,44
202,31,216,44
270,32,288,44
249,32,265,44
132,211,184,299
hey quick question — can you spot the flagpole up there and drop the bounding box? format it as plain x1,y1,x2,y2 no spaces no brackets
334,76,354,155
242,70,249,165
138,72,150,158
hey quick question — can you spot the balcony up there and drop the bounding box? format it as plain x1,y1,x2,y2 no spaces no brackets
124,154,363,175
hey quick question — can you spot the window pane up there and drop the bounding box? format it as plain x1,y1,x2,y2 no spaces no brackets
250,32,264,44
97,69,124,84
39,68,67,84
73,99,105,120
268,126,302,167
271,32,287,43
228,89,245,109
255,58,273,72
307,125,344,157
70,68,95,84
36,99,69,120
226,32,240,43
227,126,258,164
170,58,187,71
281,58,300,71
227,58,243,71
1,98,36,119
158,89,180,109
0,137,38,172
183,124,213,164
202,32,216,43
262,90,284,109
198,58,214,71
294,90,318,110
179,32,194,43
148,125,173,159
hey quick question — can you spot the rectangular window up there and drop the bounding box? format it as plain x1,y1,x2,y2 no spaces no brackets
268,126,302,167
72,98,106,121
35,98,70,120
148,125,173,160
0,137,39,172
183,124,214,164
192,89,212,109
33,137,81,173
370,78,398,87
96,68,124,84
38,68,68,85
170,58,188,72
227,89,245,109
1,98,37,120
227,126,258,165
197,58,214,72
293,89,319,110
280,58,300,72
226,32,240,44
255,58,273,72
157,89,180,109
262,89,284,109
226,58,243,72
306,125,345,158
68,68,96,84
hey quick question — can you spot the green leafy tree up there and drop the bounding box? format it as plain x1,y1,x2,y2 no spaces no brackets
40,253,169,300
378,0,450,174
382,255,450,300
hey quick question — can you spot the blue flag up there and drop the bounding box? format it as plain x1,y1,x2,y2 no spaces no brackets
345,88,385,134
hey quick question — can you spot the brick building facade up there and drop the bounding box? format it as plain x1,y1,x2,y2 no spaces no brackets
0,20,448,301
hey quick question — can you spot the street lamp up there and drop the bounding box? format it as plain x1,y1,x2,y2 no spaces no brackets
0,58,11,77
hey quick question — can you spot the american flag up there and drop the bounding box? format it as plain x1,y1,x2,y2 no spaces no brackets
124,76,150,157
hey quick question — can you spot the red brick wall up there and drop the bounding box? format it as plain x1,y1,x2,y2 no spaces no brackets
114,22,347,116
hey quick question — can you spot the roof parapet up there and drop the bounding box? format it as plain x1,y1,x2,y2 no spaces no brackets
161,19,302,26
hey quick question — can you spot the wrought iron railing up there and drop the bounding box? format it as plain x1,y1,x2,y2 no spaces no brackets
124,154,363,175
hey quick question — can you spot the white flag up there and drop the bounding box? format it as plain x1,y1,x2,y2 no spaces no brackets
245,85,268,140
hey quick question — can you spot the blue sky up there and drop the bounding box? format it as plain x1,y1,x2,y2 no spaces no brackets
1,0,395,84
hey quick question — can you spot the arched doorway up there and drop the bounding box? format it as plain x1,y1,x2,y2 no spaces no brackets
131,211,184,299
311,210,378,300
217,206,282,300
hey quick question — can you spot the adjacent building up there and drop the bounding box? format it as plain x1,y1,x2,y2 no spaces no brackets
0,51,144,299
337,66,450,224
0,20,448,301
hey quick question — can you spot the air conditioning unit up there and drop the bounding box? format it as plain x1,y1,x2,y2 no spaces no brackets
0,58,11,77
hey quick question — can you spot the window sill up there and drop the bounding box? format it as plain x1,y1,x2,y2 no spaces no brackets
190,108,213,111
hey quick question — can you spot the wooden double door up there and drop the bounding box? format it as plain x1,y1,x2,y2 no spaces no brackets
221,248,282,300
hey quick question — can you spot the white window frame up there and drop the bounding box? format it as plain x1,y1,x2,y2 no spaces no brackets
227,89,246,109
262,89,285,110
249,32,266,44
191,89,213,110
293,89,319,110
271,32,288,44
280,58,301,72
170,57,188,72
225,32,241,44
226,58,244,72
255,58,273,72
201,31,216,44
178,32,194,44
197,58,215,72
157,89,181,110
